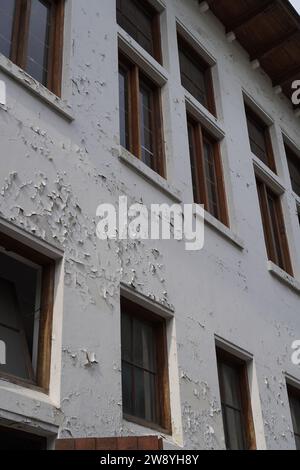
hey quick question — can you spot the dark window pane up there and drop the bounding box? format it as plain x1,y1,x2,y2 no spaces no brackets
267,191,284,269
119,68,130,150
117,0,155,57
121,302,164,427
203,138,220,219
246,111,269,165
223,407,246,450
286,145,300,197
178,40,209,108
26,0,51,85
0,0,16,58
139,80,155,169
187,122,199,202
122,361,133,415
217,354,249,450
0,251,41,382
288,387,300,450
0,426,46,450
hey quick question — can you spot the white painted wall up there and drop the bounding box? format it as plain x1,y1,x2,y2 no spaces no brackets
0,0,299,450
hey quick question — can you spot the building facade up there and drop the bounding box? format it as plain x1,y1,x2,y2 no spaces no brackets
0,0,300,450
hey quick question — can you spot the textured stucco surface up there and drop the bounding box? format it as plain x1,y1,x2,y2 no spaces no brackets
0,0,299,450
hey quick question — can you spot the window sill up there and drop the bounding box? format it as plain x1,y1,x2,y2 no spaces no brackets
119,147,182,203
252,155,285,195
184,90,225,140
204,210,244,250
267,261,300,294
118,27,168,87
0,54,74,121
123,414,171,437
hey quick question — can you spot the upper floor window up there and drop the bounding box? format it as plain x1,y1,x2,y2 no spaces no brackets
121,297,171,432
0,231,55,391
256,178,293,275
178,35,215,115
245,106,276,172
216,349,256,450
117,0,162,63
285,143,300,197
0,0,64,96
287,385,300,450
187,115,228,225
119,54,165,177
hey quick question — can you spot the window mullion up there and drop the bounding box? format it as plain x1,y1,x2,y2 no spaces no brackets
16,0,31,70
196,124,209,211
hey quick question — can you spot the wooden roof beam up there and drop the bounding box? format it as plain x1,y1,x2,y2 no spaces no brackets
274,65,300,87
226,0,277,34
250,29,299,61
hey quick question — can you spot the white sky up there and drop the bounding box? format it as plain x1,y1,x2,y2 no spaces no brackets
289,0,300,13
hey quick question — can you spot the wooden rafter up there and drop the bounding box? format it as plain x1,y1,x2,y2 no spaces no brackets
225,0,276,33
250,29,300,61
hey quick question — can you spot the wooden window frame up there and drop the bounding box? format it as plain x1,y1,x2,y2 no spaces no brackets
121,297,171,434
216,348,256,451
256,177,293,276
287,384,300,449
6,0,64,96
285,143,300,198
245,106,276,172
0,231,55,393
178,35,216,116
119,53,165,177
116,0,162,64
187,115,229,226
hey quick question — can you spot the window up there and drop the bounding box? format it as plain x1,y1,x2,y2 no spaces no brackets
287,385,300,450
245,106,276,172
121,297,171,432
118,54,165,177
0,0,64,95
0,231,55,390
285,144,300,197
0,425,47,450
178,35,215,115
256,178,293,275
216,349,256,450
187,116,228,225
116,0,162,63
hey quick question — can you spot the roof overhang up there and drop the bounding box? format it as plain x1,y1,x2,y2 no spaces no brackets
202,0,300,113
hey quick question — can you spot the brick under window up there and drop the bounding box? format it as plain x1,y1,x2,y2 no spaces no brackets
216,349,256,451
256,178,293,275
0,0,64,96
116,0,162,63
121,297,171,433
0,231,55,391
187,115,228,226
118,54,165,177
178,35,215,115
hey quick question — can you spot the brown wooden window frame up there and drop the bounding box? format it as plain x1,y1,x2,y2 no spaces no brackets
216,348,256,451
287,384,300,450
245,105,276,173
256,177,293,276
284,142,300,198
178,34,216,116
120,296,171,434
116,0,162,64
0,231,55,393
187,115,229,226
118,53,165,178
4,0,64,96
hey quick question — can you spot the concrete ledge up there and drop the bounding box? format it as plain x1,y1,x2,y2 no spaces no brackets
119,147,182,203
204,210,245,250
267,261,300,294
0,54,74,121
